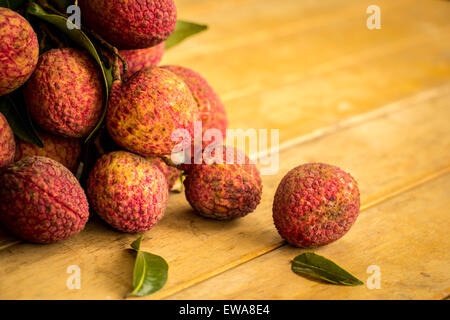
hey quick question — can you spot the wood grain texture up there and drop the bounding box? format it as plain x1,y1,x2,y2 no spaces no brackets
169,173,450,300
0,86,449,299
164,0,450,144
0,0,449,300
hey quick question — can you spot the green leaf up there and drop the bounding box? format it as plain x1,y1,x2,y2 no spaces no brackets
0,93,43,147
130,235,143,251
0,0,25,10
26,2,112,143
165,20,208,49
130,236,169,297
291,252,363,286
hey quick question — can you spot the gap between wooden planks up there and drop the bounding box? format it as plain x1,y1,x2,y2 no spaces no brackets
165,0,450,145
3,0,449,251
168,172,450,300
170,0,409,63
0,83,448,251
171,0,422,63
151,84,450,300
168,0,450,103
0,83,449,299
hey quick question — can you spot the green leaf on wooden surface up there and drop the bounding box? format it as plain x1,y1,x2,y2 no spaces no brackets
130,235,169,297
0,0,25,10
27,2,112,143
0,93,43,147
130,235,143,251
291,252,363,286
165,20,208,49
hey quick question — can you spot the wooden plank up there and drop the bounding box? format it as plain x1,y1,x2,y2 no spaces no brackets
171,0,434,62
169,172,450,300
222,37,450,145
0,86,449,299
164,0,450,144
170,0,450,96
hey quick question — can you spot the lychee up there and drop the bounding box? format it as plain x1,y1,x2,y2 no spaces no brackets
0,8,39,96
24,48,104,138
15,131,82,173
0,112,15,168
162,65,228,142
273,163,360,248
0,156,89,243
120,42,165,76
106,67,198,156
87,151,168,233
146,156,180,190
79,0,177,49
183,145,262,220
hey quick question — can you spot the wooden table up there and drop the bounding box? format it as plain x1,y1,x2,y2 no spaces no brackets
0,0,449,300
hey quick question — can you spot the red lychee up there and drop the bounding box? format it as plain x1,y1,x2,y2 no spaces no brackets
120,42,165,76
15,131,82,173
184,145,262,220
0,8,39,96
87,151,168,233
0,112,15,168
146,156,180,191
106,67,198,156
162,65,228,143
24,48,104,138
0,156,89,243
79,0,177,49
273,163,360,248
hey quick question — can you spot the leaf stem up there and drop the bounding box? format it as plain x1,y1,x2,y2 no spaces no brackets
112,55,121,83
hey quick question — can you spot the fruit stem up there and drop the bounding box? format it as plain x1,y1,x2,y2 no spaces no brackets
39,22,65,48
112,56,122,83
160,156,184,171
93,134,106,156
84,28,129,76
38,0,129,76
38,31,48,52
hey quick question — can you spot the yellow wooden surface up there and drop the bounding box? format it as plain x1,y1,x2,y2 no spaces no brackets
170,172,450,300
0,0,449,299
166,0,450,144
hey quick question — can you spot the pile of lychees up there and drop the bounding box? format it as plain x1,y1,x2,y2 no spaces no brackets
0,0,360,248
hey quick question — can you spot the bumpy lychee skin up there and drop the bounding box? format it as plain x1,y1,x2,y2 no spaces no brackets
79,0,177,49
87,151,169,233
0,8,39,96
15,131,82,173
273,163,360,248
107,67,198,156
0,156,89,244
146,156,180,191
24,48,104,138
120,42,165,76
0,113,15,168
184,146,262,220
162,65,228,141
